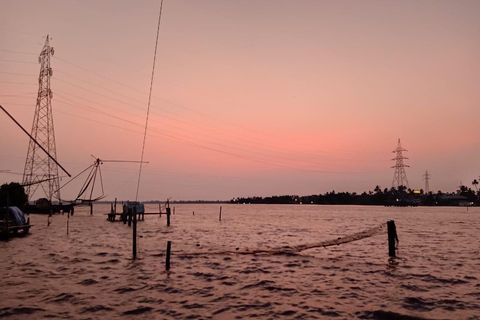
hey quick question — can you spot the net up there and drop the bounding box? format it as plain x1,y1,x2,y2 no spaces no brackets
174,223,387,257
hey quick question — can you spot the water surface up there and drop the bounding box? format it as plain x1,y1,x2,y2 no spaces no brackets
1,204,478,319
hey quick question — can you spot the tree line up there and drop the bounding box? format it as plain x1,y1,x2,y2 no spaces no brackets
231,184,480,206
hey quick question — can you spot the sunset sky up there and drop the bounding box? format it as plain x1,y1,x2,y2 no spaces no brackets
1,0,479,201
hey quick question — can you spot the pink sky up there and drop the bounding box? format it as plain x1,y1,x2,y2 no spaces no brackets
1,0,479,201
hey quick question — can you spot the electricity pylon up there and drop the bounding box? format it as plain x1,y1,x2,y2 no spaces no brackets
391,138,409,189
422,170,431,194
22,35,61,202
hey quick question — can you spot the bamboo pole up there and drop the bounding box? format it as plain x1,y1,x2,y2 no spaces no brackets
166,241,171,270
133,208,137,259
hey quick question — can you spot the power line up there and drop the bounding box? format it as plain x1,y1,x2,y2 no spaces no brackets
54,90,144,121
54,69,147,105
0,26,44,39
52,89,383,172
0,49,38,55
53,55,148,96
53,93,346,170
53,76,145,110
0,92,36,97
51,55,385,157
0,80,36,85
0,71,37,76
0,58,36,64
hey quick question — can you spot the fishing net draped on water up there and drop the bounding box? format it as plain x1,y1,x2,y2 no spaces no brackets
168,223,387,257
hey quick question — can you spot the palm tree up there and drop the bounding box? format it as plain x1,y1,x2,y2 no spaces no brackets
473,179,479,192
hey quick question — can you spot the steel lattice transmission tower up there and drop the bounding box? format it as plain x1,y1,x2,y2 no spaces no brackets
22,35,61,202
391,138,409,189
423,170,431,194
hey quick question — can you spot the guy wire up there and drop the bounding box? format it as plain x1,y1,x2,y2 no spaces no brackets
136,0,164,201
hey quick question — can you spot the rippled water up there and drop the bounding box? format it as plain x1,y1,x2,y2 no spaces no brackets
1,204,479,319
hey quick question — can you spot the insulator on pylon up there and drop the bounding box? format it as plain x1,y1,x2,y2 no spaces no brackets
49,68,53,76
49,90,53,99
51,48,54,56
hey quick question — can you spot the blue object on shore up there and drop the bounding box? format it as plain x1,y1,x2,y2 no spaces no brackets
8,206,26,225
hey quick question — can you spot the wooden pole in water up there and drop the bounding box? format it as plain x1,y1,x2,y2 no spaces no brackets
114,198,117,214
90,203,93,215
387,220,398,257
5,195,10,238
166,200,171,226
166,207,171,226
166,241,171,270
219,206,222,221
67,211,69,235
128,208,132,227
133,208,137,259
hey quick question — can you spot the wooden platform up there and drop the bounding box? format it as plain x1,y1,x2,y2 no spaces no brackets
103,212,164,216
0,219,32,238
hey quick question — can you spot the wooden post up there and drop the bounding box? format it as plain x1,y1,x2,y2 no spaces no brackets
166,241,171,270
219,206,222,221
110,203,113,213
166,199,171,226
5,211,8,238
128,208,132,227
67,211,70,235
133,208,137,259
90,203,93,215
114,198,117,213
5,195,10,238
387,220,398,257
2,209,6,236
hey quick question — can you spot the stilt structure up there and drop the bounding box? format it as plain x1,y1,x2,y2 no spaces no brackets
22,35,61,202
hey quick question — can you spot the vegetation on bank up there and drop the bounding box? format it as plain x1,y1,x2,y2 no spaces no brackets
0,182,28,207
231,185,480,206
1,179,480,207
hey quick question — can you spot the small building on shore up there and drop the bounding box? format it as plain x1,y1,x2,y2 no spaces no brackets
437,195,471,206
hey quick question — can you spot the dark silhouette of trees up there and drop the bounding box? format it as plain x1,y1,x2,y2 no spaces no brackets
231,185,478,206
457,185,477,203
472,179,478,192
0,182,28,207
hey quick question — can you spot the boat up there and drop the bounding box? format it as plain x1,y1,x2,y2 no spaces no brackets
0,206,32,238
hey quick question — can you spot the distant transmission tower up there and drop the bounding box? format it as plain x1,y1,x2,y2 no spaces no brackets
22,35,61,202
422,170,431,193
391,138,409,189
